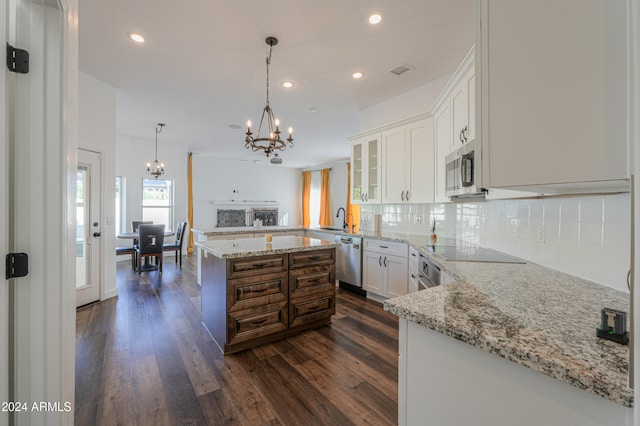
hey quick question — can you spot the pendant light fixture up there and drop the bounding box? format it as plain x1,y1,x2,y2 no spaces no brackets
146,123,165,179
245,36,294,160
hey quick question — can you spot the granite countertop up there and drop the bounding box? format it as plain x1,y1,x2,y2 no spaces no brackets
191,225,304,235
383,247,633,407
195,235,337,259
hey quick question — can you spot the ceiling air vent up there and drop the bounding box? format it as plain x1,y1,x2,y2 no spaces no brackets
389,64,412,76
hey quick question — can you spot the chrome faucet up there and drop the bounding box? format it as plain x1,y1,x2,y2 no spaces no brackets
336,207,347,229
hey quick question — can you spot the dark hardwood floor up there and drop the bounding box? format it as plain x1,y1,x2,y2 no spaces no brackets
75,254,399,425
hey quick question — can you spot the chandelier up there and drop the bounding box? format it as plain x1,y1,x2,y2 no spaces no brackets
245,36,294,159
146,123,165,179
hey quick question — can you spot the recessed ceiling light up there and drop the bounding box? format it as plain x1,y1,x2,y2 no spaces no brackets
352,72,364,79
127,32,145,43
282,81,294,89
369,14,382,25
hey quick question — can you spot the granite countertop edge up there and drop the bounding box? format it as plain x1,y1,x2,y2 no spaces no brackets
386,298,634,407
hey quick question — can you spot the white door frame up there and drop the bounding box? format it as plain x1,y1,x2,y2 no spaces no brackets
4,0,78,424
76,149,102,307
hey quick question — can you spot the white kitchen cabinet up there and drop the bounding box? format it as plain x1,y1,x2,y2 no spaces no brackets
350,134,381,204
451,67,475,151
363,239,408,301
478,0,629,194
398,319,631,426
434,101,452,203
381,118,435,204
408,246,420,293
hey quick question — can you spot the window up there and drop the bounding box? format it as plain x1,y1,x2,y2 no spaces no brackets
115,176,125,235
309,171,321,227
142,178,174,231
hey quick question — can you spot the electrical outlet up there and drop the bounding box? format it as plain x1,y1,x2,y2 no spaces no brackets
537,225,545,243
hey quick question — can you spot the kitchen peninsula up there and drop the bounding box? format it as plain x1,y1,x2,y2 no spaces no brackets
196,235,337,354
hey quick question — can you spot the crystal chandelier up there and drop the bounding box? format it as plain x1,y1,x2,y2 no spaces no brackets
146,123,165,179
245,36,294,160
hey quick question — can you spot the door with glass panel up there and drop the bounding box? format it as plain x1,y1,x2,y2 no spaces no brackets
76,149,102,306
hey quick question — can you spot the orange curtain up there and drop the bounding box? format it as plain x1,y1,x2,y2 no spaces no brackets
302,171,311,227
187,152,194,254
319,168,333,226
346,162,361,231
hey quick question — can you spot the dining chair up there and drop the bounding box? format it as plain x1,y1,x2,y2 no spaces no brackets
131,220,152,248
163,221,187,267
136,224,165,274
116,246,137,270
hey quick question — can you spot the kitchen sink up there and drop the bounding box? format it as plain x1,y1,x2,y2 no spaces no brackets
319,227,346,232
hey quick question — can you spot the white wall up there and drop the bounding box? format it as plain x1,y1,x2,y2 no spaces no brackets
358,74,451,131
115,133,189,242
360,193,631,293
79,71,118,300
191,155,302,229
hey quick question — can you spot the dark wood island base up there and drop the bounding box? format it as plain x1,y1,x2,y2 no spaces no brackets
200,244,336,354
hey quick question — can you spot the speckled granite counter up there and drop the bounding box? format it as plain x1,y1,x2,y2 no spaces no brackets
192,225,304,237
383,249,632,407
195,235,336,259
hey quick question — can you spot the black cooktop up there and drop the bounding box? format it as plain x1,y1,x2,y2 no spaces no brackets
427,245,526,264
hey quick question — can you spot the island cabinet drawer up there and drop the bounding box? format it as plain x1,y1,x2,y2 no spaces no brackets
227,301,288,345
227,254,286,278
288,249,335,269
363,239,407,257
289,265,335,299
289,290,335,328
228,271,288,312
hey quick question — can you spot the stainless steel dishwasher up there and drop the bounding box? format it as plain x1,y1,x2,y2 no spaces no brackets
334,234,363,293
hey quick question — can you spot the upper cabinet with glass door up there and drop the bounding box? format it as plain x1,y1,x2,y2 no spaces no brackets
350,134,381,204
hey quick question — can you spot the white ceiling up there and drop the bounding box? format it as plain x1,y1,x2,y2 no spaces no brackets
78,0,475,168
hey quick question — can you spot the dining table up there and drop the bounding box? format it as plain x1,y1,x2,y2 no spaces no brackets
117,230,175,271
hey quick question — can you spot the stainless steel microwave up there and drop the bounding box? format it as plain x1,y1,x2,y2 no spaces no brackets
445,141,485,199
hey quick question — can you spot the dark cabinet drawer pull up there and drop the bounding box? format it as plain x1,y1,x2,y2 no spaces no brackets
250,286,269,293
252,318,268,325
252,263,267,268
308,255,320,261
379,245,389,249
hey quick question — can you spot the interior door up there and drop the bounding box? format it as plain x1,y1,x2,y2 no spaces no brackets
5,0,77,423
1,0,10,420
76,149,102,306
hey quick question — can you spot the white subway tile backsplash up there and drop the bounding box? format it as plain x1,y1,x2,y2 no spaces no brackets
579,196,604,224
559,199,580,223
360,193,630,292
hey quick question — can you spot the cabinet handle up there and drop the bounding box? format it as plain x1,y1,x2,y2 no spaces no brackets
464,125,469,142
379,256,382,267
379,245,389,249
305,302,323,313
365,193,368,203
252,318,268,325
250,286,269,293
406,190,410,201
460,128,465,144
384,256,388,267
252,262,267,268
308,255,320,261
401,190,405,201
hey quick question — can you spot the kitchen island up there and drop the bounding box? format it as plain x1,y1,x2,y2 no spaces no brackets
384,252,633,425
196,235,337,354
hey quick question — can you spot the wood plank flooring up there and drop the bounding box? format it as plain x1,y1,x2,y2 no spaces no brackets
75,254,399,425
